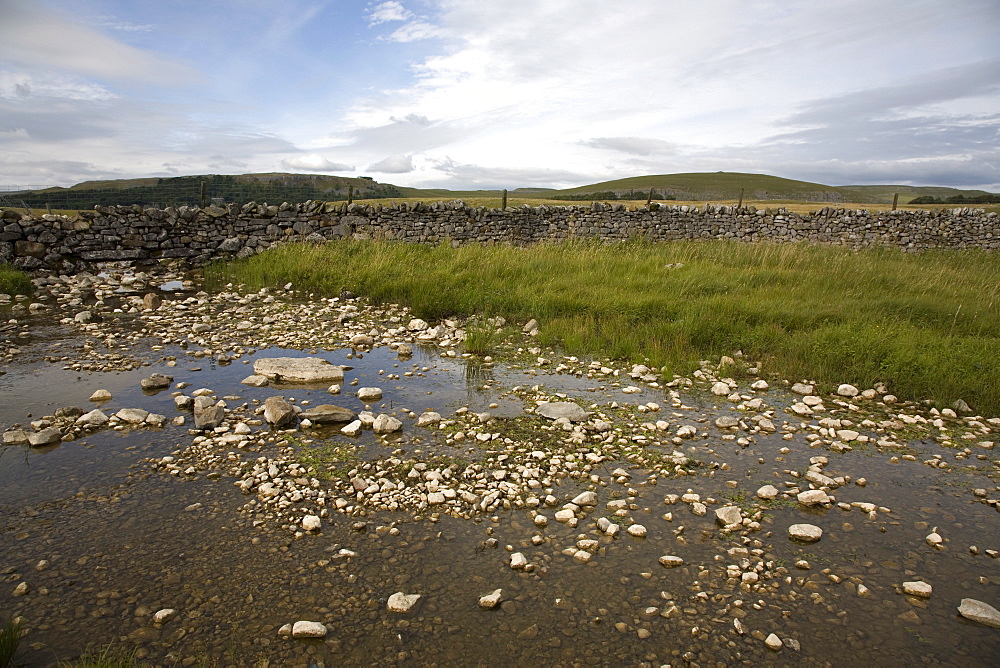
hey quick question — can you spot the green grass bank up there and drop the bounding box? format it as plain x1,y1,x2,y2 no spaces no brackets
205,240,1000,415
0,264,31,296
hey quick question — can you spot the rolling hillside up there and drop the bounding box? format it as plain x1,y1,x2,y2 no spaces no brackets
4,171,996,209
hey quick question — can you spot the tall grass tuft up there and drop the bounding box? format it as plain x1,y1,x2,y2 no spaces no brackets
206,239,1000,414
0,264,31,296
1,618,25,668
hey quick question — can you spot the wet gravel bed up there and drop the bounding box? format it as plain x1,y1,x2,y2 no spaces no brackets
1,266,998,667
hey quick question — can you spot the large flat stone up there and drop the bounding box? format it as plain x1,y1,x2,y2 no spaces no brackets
535,401,589,422
252,357,345,383
299,404,357,423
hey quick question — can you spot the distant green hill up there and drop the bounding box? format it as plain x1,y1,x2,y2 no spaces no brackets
5,171,996,209
8,173,402,210
546,172,998,204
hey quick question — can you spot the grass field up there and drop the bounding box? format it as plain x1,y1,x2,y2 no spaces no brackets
0,264,31,295
206,240,1000,416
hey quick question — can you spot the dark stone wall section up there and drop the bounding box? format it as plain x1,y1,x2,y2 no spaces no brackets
1,200,996,273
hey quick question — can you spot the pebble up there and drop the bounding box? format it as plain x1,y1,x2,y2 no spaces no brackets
291,620,328,638
478,589,503,609
387,592,421,613
153,608,177,624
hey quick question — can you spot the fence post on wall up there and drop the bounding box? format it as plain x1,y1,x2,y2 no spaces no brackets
892,193,898,211
646,189,653,206
738,188,744,209
348,185,354,206
502,189,508,210
200,181,206,208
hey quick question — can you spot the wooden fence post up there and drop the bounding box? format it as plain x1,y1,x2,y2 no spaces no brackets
502,189,508,210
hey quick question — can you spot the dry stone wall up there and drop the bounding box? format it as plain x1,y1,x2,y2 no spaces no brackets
1,200,996,273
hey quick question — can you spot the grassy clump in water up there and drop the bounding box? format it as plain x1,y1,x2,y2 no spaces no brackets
1,618,25,668
206,240,1000,415
0,264,31,296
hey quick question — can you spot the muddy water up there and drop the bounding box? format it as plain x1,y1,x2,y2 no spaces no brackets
1,291,998,667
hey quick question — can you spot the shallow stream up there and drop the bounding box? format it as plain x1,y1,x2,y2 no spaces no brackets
1,274,998,667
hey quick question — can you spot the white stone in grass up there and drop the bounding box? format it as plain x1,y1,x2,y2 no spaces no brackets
711,382,731,396
837,384,860,397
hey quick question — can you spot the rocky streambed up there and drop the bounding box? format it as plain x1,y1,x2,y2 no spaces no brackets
1,265,999,667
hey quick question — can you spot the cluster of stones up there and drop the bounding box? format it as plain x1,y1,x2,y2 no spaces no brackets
1,386,168,447
3,200,996,273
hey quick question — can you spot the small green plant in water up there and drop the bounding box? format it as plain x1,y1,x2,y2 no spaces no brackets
1,618,26,668
464,318,505,355
57,641,137,667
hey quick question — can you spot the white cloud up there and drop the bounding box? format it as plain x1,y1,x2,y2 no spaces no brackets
368,154,415,173
2,0,999,191
385,21,444,42
0,0,201,86
582,137,677,157
281,155,355,172
367,1,413,25
0,70,117,102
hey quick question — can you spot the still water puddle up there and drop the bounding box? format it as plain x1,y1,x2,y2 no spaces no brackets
1,295,998,667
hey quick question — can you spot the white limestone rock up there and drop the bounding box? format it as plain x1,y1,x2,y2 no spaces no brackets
535,401,589,422
903,581,932,598
357,387,383,402
153,608,177,624
252,357,344,383
788,524,823,543
291,620,328,638
715,505,743,527
387,592,422,613
756,485,779,500
373,414,403,434
797,489,832,506
479,589,503,609
957,598,1000,629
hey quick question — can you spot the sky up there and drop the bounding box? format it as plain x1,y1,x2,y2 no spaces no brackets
1,0,998,191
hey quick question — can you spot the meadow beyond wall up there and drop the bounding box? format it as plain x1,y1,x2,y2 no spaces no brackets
2,200,997,273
